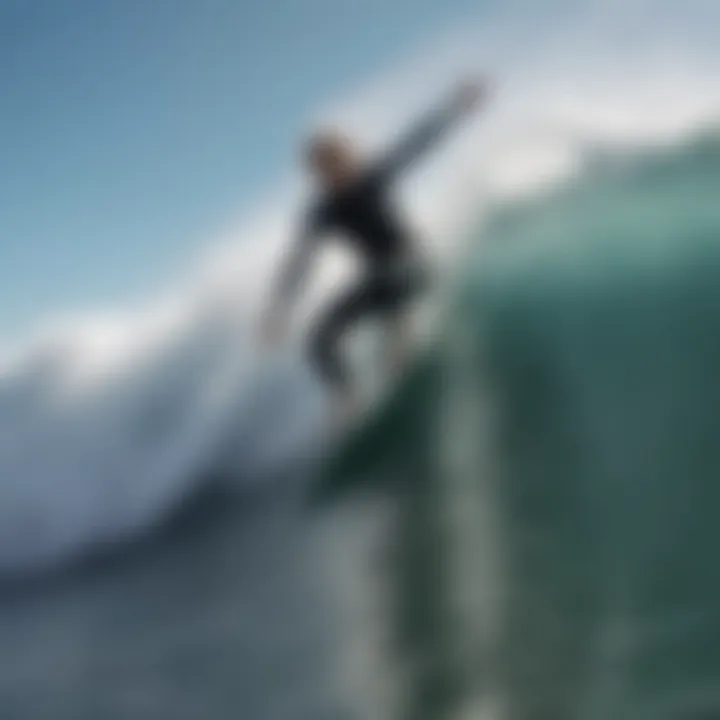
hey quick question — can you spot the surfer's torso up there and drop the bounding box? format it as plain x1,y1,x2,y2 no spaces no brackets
310,168,412,266
273,91,473,310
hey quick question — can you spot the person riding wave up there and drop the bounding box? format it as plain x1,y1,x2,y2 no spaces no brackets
260,77,490,429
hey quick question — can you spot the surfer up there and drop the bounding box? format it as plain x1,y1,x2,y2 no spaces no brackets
259,78,489,427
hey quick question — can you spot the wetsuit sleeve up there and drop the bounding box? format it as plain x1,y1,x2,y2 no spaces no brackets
269,207,324,317
370,93,470,184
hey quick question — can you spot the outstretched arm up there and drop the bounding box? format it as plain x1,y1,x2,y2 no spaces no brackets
371,78,489,184
259,212,322,348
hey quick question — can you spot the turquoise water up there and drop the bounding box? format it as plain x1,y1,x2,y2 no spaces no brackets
320,130,720,719
468,129,720,720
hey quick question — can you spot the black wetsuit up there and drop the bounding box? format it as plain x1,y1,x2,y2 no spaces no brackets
276,94,471,390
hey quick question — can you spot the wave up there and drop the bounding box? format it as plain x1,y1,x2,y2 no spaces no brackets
1,0,719,575
315,129,720,719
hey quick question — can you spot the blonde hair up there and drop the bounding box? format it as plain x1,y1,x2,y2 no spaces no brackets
304,129,355,169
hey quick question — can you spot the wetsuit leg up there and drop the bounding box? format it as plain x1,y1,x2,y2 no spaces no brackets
308,263,428,391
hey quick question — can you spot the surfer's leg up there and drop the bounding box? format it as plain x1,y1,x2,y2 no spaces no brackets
379,261,429,384
309,263,427,427
308,281,375,427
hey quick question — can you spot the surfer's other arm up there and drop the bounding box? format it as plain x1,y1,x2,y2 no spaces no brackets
371,77,490,183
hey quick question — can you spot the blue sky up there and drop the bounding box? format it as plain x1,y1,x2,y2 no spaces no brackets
0,0,485,343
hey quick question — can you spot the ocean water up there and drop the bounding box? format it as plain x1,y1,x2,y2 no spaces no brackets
3,128,717,720
464,133,720,720
0,478,347,720
2,3,720,719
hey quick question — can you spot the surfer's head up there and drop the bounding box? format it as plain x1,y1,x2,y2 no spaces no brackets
305,130,361,190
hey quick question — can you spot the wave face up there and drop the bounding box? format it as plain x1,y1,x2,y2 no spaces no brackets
466,132,720,720
317,132,720,719
1,0,719,577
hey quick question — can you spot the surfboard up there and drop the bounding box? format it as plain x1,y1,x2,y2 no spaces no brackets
308,348,442,506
